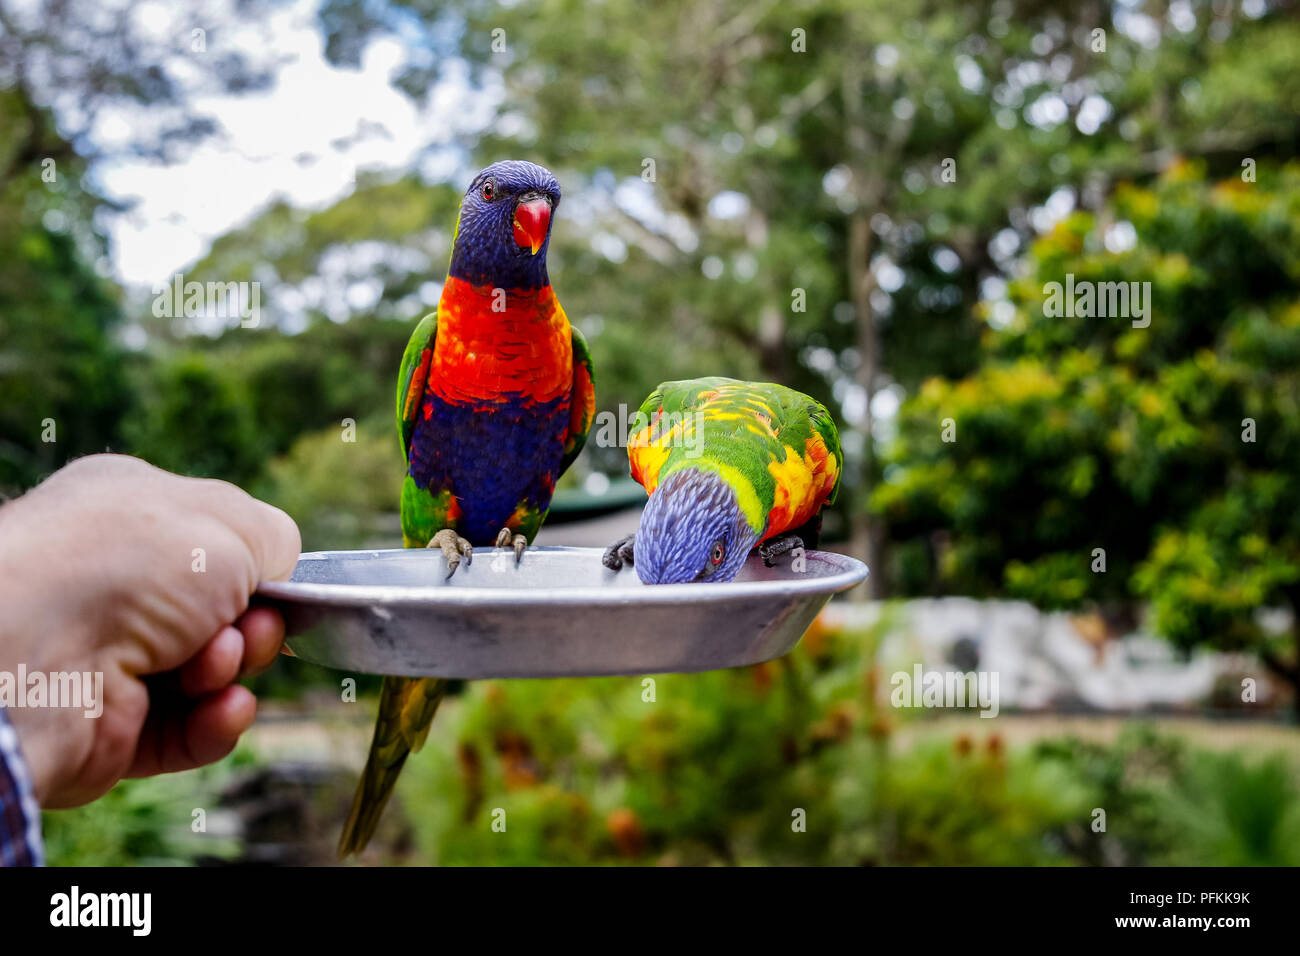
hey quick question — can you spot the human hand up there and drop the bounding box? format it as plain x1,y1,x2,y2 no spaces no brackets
0,454,301,807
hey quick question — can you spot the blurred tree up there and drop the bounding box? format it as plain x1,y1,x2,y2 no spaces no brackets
122,352,261,484
206,316,414,462
876,162,1300,708
136,178,455,491
0,0,283,177
0,88,130,493
0,0,290,493
255,416,404,551
314,0,1300,592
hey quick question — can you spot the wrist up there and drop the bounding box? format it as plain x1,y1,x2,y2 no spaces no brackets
0,496,91,805
0,704,44,863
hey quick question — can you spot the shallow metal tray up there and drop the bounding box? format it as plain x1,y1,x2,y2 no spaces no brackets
256,546,867,679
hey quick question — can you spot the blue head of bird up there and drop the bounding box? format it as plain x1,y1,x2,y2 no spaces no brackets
633,468,760,584
449,160,561,290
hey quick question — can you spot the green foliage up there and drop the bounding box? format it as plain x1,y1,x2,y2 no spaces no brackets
878,164,1300,669
369,623,1299,866
870,739,1089,866
0,223,131,492
1035,726,1300,866
1159,748,1300,866
0,91,130,494
42,758,243,866
113,312,413,487
182,176,463,311
122,352,262,484
255,416,404,552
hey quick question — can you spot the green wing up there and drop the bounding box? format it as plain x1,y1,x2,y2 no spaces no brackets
396,310,438,457
755,381,844,506
649,376,734,416
634,383,666,422
560,326,596,475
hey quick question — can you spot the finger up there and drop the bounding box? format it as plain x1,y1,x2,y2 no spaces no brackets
184,685,257,766
189,479,302,584
179,626,245,697
235,605,285,677
126,685,257,778
225,497,301,584
252,500,302,582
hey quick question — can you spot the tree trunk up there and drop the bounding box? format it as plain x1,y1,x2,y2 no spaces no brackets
750,210,786,382
847,211,882,598
842,47,883,599
757,303,787,383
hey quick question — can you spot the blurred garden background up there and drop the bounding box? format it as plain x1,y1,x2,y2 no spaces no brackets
2,0,1299,864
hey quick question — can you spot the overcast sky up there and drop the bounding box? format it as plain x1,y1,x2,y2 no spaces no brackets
90,0,496,289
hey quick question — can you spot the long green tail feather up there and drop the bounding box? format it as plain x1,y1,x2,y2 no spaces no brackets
337,675,447,858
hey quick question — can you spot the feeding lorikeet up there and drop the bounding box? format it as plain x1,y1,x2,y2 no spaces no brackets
603,377,841,584
338,160,595,856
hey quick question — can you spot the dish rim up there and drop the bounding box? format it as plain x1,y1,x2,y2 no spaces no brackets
257,545,869,608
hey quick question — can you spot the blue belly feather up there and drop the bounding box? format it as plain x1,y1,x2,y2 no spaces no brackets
407,392,568,543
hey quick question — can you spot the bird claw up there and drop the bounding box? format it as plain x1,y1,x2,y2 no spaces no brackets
602,534,636,571
429,528,473,578
495,527,528,564
758,534,803,568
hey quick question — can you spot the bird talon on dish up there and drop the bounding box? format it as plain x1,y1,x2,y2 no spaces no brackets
602,534,636,571
759,533,803,567
428,528,473,577
495,527,528,564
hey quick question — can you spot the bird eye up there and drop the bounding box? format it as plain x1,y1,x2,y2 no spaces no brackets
710,541,725,565
481,179,497,201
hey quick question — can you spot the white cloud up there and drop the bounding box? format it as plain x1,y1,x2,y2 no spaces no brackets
91,0,497,287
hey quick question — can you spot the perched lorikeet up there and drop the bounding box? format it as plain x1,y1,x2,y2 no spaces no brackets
338,160,595,856
603,377,841,584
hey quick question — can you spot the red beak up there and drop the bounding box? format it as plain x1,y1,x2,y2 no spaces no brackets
513,197,551,255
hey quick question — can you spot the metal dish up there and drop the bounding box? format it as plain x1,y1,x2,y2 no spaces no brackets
256,546,868,679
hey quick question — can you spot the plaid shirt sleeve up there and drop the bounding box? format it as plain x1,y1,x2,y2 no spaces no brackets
0,705,43,866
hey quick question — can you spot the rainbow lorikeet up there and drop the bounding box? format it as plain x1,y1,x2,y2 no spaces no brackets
338,160,595,856
603,377,841,584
